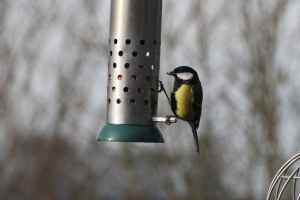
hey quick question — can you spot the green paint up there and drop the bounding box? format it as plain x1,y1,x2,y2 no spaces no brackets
97,124,165,143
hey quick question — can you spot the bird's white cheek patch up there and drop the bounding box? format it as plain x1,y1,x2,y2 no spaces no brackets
177,72,194,80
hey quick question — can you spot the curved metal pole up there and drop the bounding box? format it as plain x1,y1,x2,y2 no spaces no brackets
275,169,287,200
268,153,300,195
266,152,300,200
276,164,300,199
293,168,299,200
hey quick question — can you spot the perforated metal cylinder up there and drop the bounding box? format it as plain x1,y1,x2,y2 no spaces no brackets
107,0,162,126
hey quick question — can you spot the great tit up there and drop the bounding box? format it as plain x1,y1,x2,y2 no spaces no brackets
167,66,203,154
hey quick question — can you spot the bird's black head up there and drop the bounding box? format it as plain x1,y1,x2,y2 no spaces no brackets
167,66,199,85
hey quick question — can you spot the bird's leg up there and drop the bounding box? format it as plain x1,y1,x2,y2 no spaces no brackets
165,115,177,125
156,80,170,103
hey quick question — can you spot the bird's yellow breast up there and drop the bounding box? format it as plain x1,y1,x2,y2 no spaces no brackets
174,84,195,121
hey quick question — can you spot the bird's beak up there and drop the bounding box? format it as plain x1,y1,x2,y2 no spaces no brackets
167,71,175,76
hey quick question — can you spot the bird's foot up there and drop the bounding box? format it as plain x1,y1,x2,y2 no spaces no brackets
157,80,164,93
156,80,170,102
165,115,177,125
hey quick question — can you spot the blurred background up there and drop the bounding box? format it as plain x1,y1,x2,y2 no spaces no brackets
1,0,300,199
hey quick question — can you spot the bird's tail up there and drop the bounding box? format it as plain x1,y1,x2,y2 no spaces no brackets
188,122,200,154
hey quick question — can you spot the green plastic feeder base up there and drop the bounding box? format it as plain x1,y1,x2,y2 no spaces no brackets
97,124,164,143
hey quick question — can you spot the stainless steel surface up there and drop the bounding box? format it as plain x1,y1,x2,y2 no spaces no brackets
106,0,162,125
152,116,177,124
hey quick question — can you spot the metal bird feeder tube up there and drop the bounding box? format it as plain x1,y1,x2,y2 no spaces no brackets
97,0,164,142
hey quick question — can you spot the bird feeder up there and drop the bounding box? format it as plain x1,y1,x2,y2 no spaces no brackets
97,0,175,143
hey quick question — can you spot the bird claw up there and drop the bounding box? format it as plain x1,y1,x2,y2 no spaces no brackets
156,80,170,102
165,115,176,125
156,80,164,93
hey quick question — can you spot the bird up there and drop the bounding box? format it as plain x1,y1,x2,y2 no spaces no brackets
167,66,203,154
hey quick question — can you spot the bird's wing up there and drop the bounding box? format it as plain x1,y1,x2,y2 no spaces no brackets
192,82,203,129
170,85,177,116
